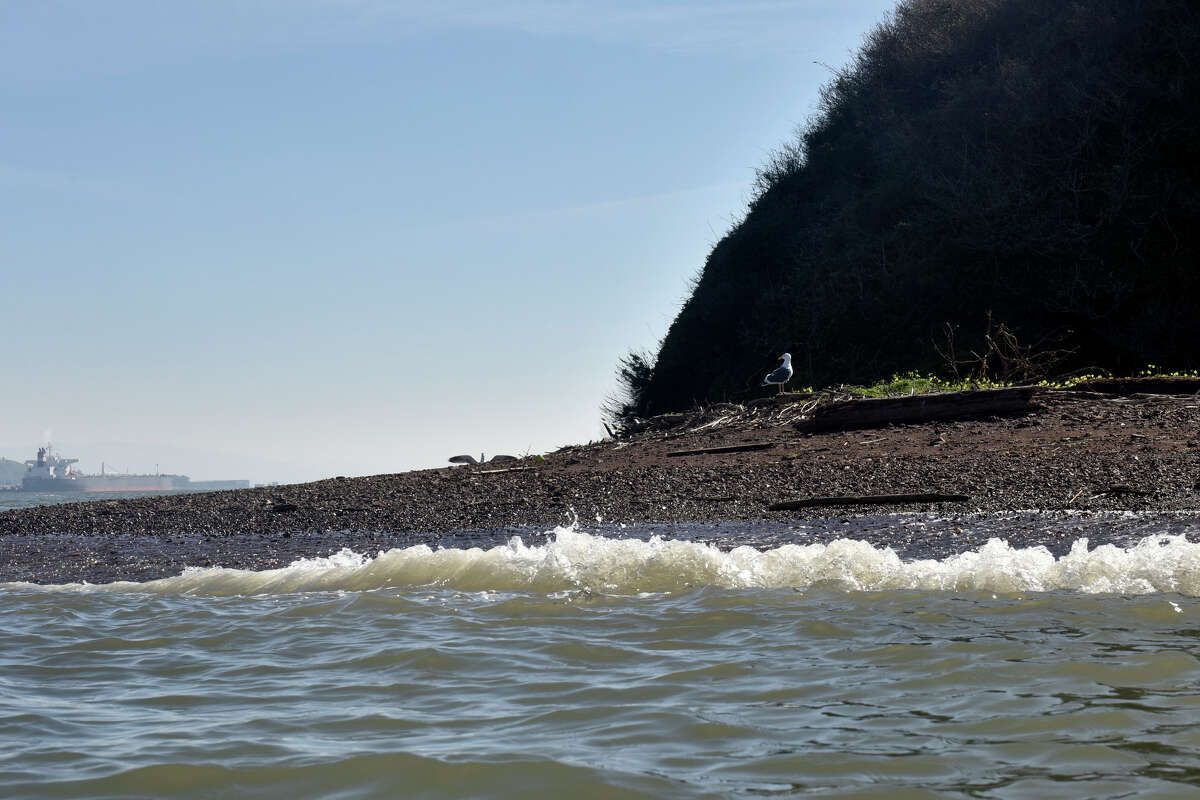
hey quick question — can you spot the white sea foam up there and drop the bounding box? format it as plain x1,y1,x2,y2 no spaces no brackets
52,526,1200,596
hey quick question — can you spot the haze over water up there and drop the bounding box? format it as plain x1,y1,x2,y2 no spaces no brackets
4,522,1200,798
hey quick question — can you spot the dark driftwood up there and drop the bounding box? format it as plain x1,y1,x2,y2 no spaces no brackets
666,442,778,458
794,387,1041,433
770,493,969,510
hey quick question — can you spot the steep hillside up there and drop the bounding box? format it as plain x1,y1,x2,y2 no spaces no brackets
617,0,1199,420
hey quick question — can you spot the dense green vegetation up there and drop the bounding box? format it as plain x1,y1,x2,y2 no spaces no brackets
610,0,1199,423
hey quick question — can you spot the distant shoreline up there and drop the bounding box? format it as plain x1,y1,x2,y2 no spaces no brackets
2,386,1198,584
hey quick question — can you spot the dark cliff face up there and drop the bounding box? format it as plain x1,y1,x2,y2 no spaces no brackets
619,0,1200,419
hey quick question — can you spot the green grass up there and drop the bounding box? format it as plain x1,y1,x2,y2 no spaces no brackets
837,366,1200,399
1036,366,1200,389
1134,365,1200,379
842,372,1009,398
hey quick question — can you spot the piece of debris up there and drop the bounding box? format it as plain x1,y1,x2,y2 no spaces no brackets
666,442,778,457
747,393,815,409
795,387,1043,433
1089,485,1151,500
769,493,970,510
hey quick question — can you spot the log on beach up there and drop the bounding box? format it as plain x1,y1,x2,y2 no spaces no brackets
770,493,970,510
795,387,1043,433
666,442,779,457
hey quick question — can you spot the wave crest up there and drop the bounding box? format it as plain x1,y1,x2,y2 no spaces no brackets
103,527,1200,596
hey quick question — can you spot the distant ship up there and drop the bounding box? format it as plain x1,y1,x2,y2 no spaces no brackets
22,446,189,492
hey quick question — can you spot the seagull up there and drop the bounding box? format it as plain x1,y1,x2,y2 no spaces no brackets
761,352,793,393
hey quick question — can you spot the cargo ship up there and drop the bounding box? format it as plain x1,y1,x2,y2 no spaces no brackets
22,446,189,492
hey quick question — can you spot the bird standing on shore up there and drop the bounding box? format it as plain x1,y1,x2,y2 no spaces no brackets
761,353,793,393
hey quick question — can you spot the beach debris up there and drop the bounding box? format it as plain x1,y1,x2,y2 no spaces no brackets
746,393,815,409
666,442,779,457
769,493,969,510
612,403,757,437
687,415,734,433
1088,485,1151,501
794,387,1043,433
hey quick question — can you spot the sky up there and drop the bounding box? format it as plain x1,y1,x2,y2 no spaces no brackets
2,0,896,484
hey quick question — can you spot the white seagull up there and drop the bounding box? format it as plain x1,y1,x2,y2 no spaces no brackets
761,352,793,393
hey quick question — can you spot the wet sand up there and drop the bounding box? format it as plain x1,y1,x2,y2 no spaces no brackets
2,388,1198,584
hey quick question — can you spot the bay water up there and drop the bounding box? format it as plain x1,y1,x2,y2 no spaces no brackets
3,521,1200,798
0,490,215,512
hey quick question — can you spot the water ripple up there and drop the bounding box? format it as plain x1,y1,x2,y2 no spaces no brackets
4,528,1200,796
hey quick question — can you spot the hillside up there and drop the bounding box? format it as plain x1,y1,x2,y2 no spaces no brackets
616,0,1199,420
0,458,26,487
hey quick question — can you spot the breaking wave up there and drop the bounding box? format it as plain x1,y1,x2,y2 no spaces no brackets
46,527,1200,596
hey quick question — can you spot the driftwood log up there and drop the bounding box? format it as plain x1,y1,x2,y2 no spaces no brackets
667,442,778,458
795,387,1042,433
770,493,970,510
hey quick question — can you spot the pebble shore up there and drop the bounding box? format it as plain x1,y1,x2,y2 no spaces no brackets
2,388,1198,584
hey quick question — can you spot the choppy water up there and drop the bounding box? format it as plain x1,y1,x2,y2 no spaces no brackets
4,525,1200,798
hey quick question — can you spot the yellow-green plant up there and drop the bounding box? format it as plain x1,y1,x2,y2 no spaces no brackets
844,371,1010,398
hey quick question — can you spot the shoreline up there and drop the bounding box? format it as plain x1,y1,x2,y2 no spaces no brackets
2,387,1198,584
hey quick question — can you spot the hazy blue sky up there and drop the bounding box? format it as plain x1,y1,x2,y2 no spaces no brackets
3,0,895,483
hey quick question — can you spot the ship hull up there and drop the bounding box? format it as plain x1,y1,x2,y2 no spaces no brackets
22,475,180,492
21,447,189,492
21,477,83,492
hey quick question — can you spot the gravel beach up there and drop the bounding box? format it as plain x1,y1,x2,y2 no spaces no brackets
2,386,1198,584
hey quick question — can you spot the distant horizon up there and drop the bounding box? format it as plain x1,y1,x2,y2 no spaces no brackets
1,440,279,485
